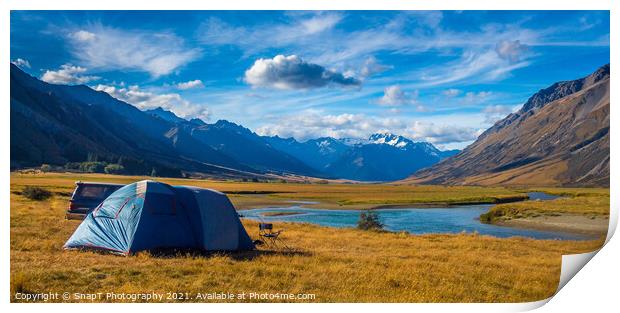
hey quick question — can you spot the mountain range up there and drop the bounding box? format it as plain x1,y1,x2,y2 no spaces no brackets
265,133,458,181
10,63,609,186
405,64,610,187
10,63,454,181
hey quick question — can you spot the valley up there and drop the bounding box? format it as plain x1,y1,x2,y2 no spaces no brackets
10,172,608,302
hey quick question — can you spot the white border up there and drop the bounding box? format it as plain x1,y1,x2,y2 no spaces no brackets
2,1,617,312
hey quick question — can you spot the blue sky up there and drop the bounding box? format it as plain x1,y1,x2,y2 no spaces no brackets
10,10,609,149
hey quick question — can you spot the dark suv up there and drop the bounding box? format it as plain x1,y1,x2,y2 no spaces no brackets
66,182,124,220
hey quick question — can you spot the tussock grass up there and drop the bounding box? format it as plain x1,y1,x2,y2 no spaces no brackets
10,172,528,209
20,186,53,201
10,173,605,302
481,188,609,223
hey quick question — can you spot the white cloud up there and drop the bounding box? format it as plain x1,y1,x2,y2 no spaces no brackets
359,56,391,79
482,105,516,124
256,110,404,141
41,64,100,85
198,13,342,55
416,50,531,87
495,40,529,62
464,91,493,104
176,79,204,90
67,25,200,77
244,55,361,90
405,121,482,144
93,84,210,120
255,109,479,145
299,13,342,35
377,85,418,106
70,30,96,41
11,58,31,68
442,88,461,97
197,12,604,89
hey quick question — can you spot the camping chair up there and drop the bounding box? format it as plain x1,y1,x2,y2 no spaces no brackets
258,223,290,250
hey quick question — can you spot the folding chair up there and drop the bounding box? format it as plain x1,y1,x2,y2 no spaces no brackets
258,223,290,250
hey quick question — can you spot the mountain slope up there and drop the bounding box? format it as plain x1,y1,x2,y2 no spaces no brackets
405,64,610,187
326,133,450,181
10,64,250,176
263,136,350,171
184,120,322,176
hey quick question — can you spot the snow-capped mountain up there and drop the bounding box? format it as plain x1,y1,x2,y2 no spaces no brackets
264,132,459,181
368,132,411,148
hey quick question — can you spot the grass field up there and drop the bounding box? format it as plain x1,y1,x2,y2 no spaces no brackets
10,172,608,302
480,188,610,223
10,172,529,210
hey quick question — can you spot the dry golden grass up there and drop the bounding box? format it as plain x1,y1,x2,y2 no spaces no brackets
10,173,605,303
481,188,609,223
10,172,528,209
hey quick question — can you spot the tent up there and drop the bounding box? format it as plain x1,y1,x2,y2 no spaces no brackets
64,180,254,254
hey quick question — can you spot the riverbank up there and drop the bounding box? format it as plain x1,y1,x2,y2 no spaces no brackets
10,172,609,237
10,186,605,302
480,188,609,236
497,215,608,236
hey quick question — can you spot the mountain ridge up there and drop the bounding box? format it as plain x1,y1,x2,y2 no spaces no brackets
405,64,610,187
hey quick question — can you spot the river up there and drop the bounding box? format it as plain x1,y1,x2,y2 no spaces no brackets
240,192,586,240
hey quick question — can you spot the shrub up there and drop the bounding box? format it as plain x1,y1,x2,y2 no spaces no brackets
22,186,52,201
40,164,53,172
104,164,125,174
79,162,107,173
357,211,384,231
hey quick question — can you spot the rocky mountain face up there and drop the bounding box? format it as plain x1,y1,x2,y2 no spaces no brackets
405,64,610,187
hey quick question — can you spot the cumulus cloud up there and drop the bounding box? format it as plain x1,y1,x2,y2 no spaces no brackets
41,64,100,85
377,85,418,106
482,105,515,124
255,109,479,145
256,110,405,140
11,58,31,68
405,121,482,144
176,79,204,90
93,84,210,120
67,26,200,77
495,40,529,62
244,55,361,90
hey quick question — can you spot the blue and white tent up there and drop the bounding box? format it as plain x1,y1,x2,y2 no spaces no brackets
64,180,254,254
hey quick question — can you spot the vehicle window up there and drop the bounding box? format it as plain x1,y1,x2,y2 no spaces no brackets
76,186,117,200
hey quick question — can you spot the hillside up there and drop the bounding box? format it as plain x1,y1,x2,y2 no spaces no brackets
10,64,252,178
405,64,610,187
9,63,461,181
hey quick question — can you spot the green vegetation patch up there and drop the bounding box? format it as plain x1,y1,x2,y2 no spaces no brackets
21,186,53,201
